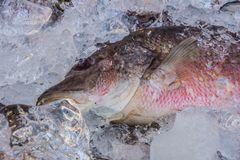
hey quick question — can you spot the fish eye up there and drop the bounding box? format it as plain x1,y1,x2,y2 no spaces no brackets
73,58,95,71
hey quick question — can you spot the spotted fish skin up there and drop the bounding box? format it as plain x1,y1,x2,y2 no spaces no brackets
37,26,240,124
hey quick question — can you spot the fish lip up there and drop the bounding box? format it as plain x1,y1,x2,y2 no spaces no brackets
36,99,43,106
36,95,61,106
36,95,46,106
36,91,58,106
36,91,88,106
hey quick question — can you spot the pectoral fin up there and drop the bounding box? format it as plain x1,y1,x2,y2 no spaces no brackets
161,36,199,70
152,37,199,90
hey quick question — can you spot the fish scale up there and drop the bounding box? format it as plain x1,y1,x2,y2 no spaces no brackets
93,70,118,96
134,59,240,113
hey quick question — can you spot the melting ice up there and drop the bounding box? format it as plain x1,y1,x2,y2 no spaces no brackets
151,109,240,160
0,0,240,159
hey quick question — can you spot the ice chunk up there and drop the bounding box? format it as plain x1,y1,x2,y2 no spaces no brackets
90,126,150,160
82,110,177,160
220,1,240,13
102,0,167,13
0,114,12,157
0,103,90,160
217,111,240,160
0,0,52,36
0,29,78,105
0,102,161,160
167,0,237,10
73,17,129,58
167,0,213,10
150,109,220,160
150,109,240,160
164,0,240,32
234,10,240,26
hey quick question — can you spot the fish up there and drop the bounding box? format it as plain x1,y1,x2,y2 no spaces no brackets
36,26,240,125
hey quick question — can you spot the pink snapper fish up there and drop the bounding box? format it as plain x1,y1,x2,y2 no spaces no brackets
36,26,240,124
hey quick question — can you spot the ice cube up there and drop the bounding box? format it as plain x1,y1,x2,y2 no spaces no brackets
0,28,78,105
151,109,240,160
89,123,150,160
150,109,220,160
165,0,240,32
0,0,52,36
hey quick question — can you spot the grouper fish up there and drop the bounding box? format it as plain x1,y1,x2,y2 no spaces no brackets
36,26,240,125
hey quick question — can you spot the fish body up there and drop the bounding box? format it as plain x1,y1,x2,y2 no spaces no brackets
37,26,240,124
118,58,240,124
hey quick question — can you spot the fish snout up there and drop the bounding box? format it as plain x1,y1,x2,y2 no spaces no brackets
36,99,43,106
36,90,73,106
36,91,58,106
36,89,94,107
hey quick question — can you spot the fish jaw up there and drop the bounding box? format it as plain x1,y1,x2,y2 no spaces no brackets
36,90,94,107
36,78,141,119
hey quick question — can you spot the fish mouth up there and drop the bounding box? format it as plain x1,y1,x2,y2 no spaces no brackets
36,90,90,106
36,91,69,106
36,63,101,106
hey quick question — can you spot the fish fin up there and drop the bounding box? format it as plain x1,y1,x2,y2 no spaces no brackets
143,37,198,84
148,37,199,91
161,36,199,71
161,37,199,86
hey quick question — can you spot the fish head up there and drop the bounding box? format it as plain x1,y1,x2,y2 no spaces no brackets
36,53,142,115
36,36,155,111
36,57,118,106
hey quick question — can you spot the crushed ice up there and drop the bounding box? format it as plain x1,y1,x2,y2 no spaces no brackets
0,0,240,159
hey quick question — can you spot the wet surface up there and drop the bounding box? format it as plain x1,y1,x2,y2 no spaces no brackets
0,0,240,160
